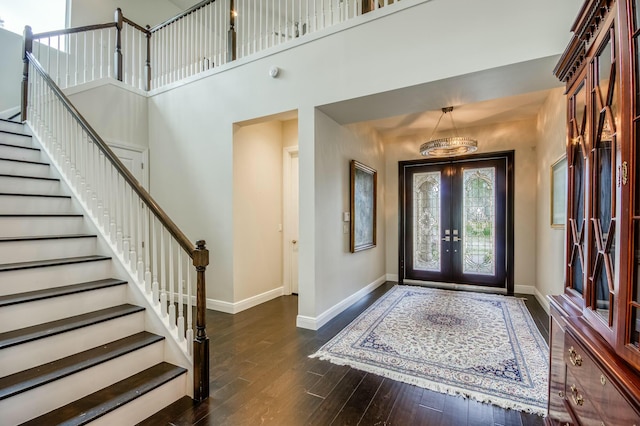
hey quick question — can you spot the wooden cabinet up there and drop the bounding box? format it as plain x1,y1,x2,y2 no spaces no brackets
550,0,640,424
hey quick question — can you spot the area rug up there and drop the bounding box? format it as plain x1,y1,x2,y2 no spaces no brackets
309,285,549,415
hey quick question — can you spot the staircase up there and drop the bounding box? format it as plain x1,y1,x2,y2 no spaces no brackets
0,118,188,425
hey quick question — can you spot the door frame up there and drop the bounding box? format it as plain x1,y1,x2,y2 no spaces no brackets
398,150,515,294
283,146,299,295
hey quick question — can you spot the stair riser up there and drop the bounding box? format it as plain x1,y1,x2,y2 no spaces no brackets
0,285,127,333
90,374,187,426
0,195,74,214
0,216,86,237
0,122,29,135
0,259,112,296
0,341,165,425
0,176,60,195
0,133,33,148
0,145,42,163
0,160,51,178
0,311,145,377
0,237,97,264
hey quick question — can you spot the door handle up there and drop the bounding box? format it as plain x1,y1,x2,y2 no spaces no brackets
292,240,298,244
453,236,462,242
442,236,450,242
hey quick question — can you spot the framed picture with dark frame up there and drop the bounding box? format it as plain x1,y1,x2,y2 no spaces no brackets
551,155,567,229
350,160,377,252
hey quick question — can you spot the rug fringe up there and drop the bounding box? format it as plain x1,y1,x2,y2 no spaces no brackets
309,351,547,416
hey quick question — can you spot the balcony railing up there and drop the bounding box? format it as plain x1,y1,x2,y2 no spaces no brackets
24,0,404,92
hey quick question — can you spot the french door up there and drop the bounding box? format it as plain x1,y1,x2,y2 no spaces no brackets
399,152,513,291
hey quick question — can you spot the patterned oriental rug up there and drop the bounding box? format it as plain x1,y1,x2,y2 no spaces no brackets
310,285,549,415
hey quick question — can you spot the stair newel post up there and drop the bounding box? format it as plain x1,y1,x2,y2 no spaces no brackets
227,0,237,63
145,25,151,91
114,8,124,82
193,240,210,401
21,25,33,122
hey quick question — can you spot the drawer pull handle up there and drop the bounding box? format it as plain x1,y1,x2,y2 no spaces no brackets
568,346,583,367
570,384,584,406
600,374,606,386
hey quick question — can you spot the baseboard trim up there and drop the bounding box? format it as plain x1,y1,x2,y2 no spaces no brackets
514,285,536,295
534,287,550,314
207,286,284,314
296,275,387,330
386,273,399,282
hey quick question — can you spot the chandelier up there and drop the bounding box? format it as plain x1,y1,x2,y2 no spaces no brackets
420,107,478,157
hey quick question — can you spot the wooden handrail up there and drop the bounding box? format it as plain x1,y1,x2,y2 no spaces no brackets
123,16,151,35
32,23,117,40
150,0,217,33
26,51,195,257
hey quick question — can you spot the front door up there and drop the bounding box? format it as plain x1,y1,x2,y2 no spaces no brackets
400,152,513,291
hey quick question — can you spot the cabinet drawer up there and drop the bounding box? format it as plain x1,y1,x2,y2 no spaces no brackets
565,370,604,426
565,333,640,425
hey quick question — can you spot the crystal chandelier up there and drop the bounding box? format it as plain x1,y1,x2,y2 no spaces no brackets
420,107,478,157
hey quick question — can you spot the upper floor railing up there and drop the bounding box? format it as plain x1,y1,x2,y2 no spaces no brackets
25,0,404,92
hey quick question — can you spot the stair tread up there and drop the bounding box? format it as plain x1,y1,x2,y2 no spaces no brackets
21,362,187,426
137,395,195,425
0,142,39,151
0,332,164,400
0,129,31,138
0,157,48,166
0,304,144,350
0,173,58,181
0,254,111,272
0,234,96,242
0,278,126,307
0,192,70,198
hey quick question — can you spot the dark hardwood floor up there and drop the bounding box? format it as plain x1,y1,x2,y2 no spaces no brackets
140,282,549,426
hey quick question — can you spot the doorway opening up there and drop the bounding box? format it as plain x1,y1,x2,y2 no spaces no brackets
398,151,514,293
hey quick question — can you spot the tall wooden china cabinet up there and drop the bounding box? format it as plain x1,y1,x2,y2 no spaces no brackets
549,0,640,424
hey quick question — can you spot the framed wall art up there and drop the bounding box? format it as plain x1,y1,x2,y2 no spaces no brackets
350,160,377,252
550,155,567,228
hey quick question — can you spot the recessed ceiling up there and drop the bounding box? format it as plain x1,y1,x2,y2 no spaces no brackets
363,89,553,139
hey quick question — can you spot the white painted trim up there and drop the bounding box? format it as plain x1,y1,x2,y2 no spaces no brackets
386,273,399,282
283,146,299,295
296,275,387,330
62,77,149,97
534,287,550,314
0,106,20,120
207,286,284,314
514,285,536,295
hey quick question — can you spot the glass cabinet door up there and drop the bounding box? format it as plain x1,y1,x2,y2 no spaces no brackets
590,31,617,328
568,80,588,299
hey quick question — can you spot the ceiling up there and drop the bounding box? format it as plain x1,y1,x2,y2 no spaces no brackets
318,55,564,139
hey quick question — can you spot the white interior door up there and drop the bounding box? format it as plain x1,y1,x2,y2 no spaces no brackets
284,147,299,295
290,153,299,294
109,145,148,190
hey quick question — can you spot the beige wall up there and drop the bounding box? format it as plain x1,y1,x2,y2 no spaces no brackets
0,29,24,115
535,88,567,307
311,110,386,318
69,0,184,27
384,119,539,292
283,119,298,148
233,121,284,302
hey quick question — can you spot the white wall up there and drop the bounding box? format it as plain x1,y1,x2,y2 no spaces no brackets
535,88,567,308
0,29,24,115
146,0,579,325
69,0,185,27
384,119,539,292
233,121,284,302
65,81,149,149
